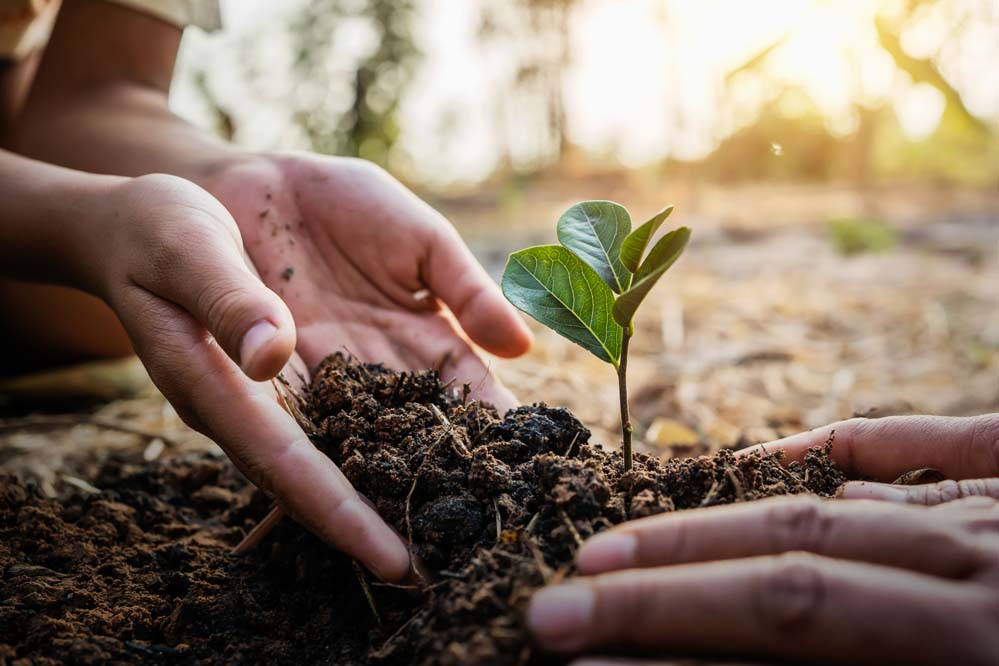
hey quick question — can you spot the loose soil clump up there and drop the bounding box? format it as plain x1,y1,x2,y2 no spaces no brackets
1,354,845,665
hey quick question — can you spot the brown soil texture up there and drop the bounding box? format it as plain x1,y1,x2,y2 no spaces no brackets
1,354,845,665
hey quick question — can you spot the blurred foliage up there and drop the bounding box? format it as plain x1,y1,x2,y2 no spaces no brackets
679,96,852,182
477,0,577,171
195,0,995,187
827,216,898,256
288,0,418,165
691,0,997,185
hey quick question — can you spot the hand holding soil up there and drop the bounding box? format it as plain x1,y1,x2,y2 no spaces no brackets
0,163,413,581
202,152,533,412
529,414,999,665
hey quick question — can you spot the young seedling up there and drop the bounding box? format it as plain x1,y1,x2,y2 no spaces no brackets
501,201,690,472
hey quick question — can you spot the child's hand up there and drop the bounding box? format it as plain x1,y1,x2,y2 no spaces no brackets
75,173,411,580
201,154,533,412
85,174,297,381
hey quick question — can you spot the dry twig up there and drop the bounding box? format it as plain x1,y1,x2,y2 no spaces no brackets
558,508,584,548
353,560,382,625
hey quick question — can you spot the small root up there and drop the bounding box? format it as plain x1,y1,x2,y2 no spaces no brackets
353,560,382,626
726,467,746,501
558,508,584,548
429,404,450,427
525,512,539,535
524,535,553,583
700,479,722,507
493,497,502,543
232,505,284,555
272,376,315,434
563,431,581,457
430,404,470,456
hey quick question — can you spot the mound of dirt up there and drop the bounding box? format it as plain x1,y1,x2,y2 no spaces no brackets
0,354,845,665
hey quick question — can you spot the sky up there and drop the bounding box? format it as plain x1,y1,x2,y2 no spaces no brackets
170,0,999,185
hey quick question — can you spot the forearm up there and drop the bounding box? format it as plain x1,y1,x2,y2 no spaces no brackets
0,148,122,287
11,0,247,183
14,68,244,182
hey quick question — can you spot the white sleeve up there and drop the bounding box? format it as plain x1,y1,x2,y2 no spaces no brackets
102,0,221,31
1,0,221,61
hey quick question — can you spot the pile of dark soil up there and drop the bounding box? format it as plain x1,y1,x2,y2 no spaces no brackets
1,354,845,665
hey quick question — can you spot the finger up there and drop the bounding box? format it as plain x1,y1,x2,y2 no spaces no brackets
738,414,999,481
423,222,533,358
115,286,411,581
529,554,997,664
576,495,995,579
134,209,296,381
840,478,999,505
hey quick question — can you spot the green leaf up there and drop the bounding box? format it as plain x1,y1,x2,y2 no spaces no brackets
556,201,632,294
502,245,622,365
612,227,691,330
620,205,674,273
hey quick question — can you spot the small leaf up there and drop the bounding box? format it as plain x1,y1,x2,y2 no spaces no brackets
556,201,632,294
612,227,691,329
620,205,674,273
502,245,622,365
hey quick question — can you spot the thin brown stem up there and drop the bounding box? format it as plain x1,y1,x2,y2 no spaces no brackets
618,330,633,472
232,505,284,555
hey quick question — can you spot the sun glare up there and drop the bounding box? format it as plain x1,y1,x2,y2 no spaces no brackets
172,0,998,184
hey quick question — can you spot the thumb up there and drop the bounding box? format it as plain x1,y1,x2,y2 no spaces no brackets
131,212,296,381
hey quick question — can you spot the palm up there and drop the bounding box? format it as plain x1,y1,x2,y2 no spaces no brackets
205,154,530,410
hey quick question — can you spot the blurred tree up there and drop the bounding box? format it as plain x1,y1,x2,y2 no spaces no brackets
704,0,998,186
478,0,577,173
191,68,235,142
288,0,418,165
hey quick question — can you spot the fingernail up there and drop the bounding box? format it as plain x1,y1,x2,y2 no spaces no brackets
528,584,594,651
839,481,910,502
577,532,635,573
240,320,277,374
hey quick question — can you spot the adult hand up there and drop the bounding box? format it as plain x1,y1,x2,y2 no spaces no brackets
202,153,532,412
81,173,411,581
744,414,999,503
527,414,999,665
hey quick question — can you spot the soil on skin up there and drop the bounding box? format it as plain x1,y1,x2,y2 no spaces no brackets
0,354,845,665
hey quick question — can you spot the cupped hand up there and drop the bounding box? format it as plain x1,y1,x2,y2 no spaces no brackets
82,173,411,580
527,414,999,665
201,153,532,412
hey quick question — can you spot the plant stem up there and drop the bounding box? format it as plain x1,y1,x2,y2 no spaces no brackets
617,329,633,472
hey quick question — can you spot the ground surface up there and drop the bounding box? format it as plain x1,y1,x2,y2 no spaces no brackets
1,356,844,665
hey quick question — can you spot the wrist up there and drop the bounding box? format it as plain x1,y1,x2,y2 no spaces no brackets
62,172,133,295
0,153,127,291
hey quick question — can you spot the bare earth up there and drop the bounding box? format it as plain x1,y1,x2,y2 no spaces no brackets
2,179,997,489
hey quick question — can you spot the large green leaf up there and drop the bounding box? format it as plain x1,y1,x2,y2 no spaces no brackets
502,245,622,365
612,227,691,330
620,205,674,273
556,201,632,294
